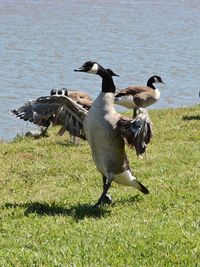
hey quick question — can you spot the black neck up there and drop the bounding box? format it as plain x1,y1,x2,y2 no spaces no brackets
97,67,116,93
147,78,155,89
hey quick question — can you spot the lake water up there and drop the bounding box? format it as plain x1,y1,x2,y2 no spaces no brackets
0,0,200,141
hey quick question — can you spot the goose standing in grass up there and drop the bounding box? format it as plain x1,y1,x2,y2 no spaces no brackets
11,61,152,206
74,61,150,206
114,75,165,114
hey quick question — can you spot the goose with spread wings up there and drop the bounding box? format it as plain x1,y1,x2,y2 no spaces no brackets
12,88,92,140
11,68,124,139
12,61,153,206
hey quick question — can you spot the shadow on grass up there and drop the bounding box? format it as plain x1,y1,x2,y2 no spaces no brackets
182,115,200,121
25,132,49,139
2,201,110,221
2,194,143,220
14,131,49,141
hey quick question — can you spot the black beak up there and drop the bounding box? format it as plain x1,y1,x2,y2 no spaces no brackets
112,72,120,77
160,78,165,84
74,67,84,72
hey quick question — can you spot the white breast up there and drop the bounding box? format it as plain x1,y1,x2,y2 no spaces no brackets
154,88,160,100
115,95,136,109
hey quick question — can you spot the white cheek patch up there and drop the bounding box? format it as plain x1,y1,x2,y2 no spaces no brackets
88,63,98,74
115,95,136,109
154,77,159,83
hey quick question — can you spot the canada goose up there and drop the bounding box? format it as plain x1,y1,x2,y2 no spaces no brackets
114,75,165,111
12,61,152,206
74,61,150,206
51,88,92,143
11,88,92,141
51,88,92,111
11,71,117,139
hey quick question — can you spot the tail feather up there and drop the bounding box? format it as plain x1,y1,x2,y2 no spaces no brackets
137,181,149,194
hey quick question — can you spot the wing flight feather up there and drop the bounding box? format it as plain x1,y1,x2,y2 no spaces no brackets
11,95,88,140
117,108,153,156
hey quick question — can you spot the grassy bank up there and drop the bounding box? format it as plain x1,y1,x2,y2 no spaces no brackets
0,105,199,266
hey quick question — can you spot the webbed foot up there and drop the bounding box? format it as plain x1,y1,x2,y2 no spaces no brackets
94,193,113,208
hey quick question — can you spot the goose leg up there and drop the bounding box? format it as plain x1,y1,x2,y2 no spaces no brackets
94,176,112,207
40,126,49,136
70,134,79,145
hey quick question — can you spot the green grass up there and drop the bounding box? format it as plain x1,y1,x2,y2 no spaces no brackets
0,105,200,266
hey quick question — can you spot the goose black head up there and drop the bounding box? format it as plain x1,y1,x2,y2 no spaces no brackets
147,75,165,88
62,88,68,96
51,88,68,96
74,61,119,77
51,89,57,96
152,75,165,84
74,61,99,74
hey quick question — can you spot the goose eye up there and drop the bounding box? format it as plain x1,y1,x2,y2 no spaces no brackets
83,61,95,69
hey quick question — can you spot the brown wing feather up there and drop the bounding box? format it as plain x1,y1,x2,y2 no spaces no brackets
11,95,88,140
68,90,92,110
116,86,152,96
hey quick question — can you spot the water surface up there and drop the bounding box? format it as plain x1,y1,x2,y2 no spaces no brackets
0,0,199,140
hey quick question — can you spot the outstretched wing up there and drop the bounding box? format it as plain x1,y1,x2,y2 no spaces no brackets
117,109,153,156
11,95,88,140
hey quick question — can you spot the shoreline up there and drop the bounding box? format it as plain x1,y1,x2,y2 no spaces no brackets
1,103,199,143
